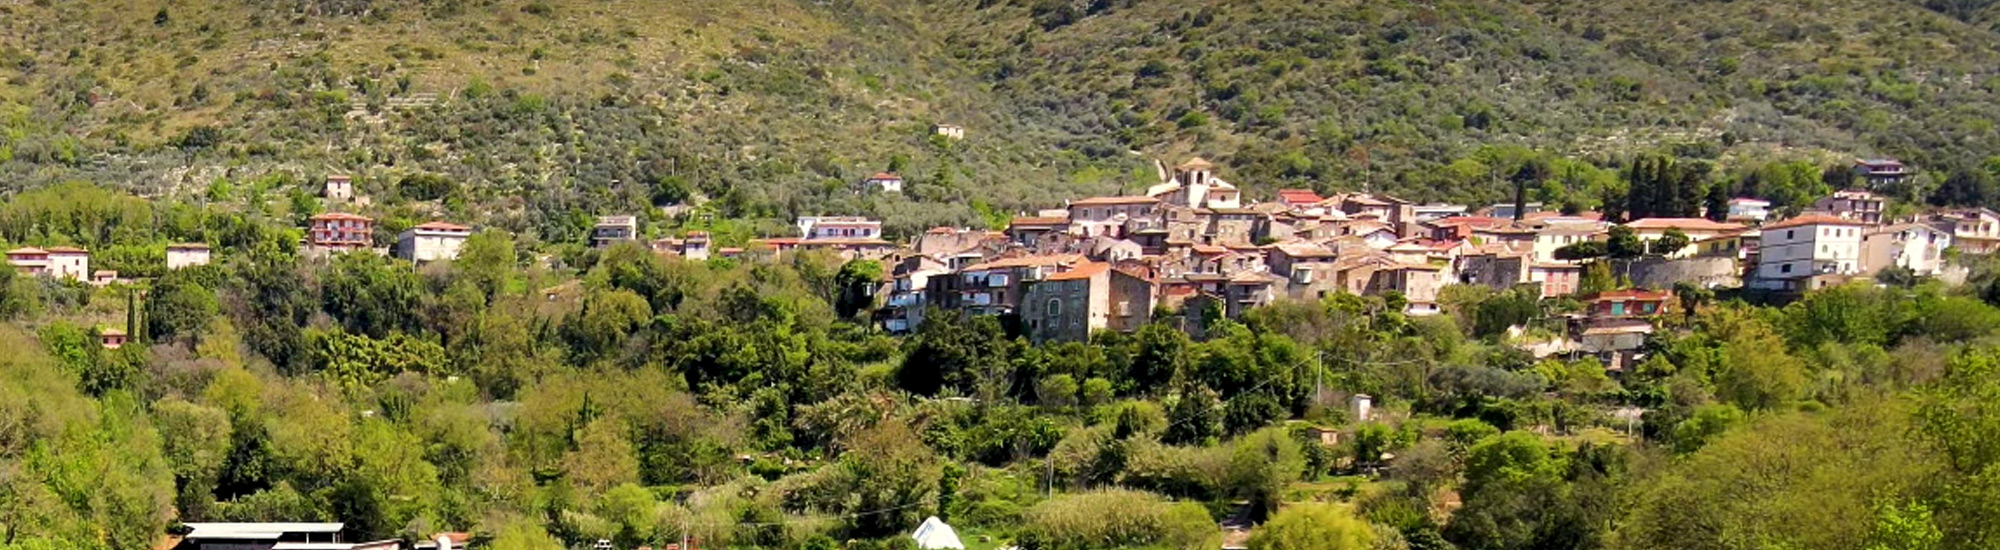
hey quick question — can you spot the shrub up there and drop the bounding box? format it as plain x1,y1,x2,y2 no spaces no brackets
1020,489,1218,550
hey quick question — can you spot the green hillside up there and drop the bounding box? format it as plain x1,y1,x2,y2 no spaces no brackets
3,0,2000,238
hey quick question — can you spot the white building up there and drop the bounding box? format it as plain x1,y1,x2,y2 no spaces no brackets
9,246,93,282
1863,222,1953,276
1726,198,1772,223
1146,157,1241,209
932,124,965,140
1755,215,1869,291
591,215,638,248
166,243,212,270
797,216,883,240
863,172,905,194
396,221,473,262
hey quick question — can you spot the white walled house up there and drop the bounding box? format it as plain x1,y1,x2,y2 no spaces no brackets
396,222,473,262
863,172,905,194
166,243,212,270
1146,157,1242,210
1863,223,1953,276
1754,215,1868,291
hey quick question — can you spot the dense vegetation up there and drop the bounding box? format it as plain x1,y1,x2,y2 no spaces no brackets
8,182,2000,550
12,0,2000,240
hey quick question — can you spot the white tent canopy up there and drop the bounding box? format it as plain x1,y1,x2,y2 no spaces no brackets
911,516,965,550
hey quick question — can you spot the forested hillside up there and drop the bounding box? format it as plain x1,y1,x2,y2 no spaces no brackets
8,0,2000,239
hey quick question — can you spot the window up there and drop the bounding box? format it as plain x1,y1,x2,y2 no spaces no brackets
1781,264,1792,274
1787,230,1795,240
1046,298,1062,318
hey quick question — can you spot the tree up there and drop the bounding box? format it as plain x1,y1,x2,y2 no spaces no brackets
1605,225,1644,259
1164,383,1223,446
1553,240,1607,261
834,259,884,320
456,230,518,298
899,311,1009,397
1248,502,1374,550
1929,161,1997,207
147,267,220,344
1648,229,1691,256
1577,261,1616,297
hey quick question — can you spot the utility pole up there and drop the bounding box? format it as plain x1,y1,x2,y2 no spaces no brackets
1314,350,1324,407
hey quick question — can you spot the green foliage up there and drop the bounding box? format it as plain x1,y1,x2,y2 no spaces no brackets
1019,489,1219,550
1248,502,1374,550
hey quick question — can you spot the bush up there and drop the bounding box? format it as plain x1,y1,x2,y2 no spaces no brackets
1020,489,1218,550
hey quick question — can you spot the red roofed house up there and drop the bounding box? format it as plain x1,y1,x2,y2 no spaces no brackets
1623,218,1747,257
1019,262,1157,342
309,213,376,252
396,221,473,262
1584,289,1672,318
1754,214,1869,291
1276,189,1327,214
7,246,89,281
863,172,904,194
100,328,127,350
933,254,1086,316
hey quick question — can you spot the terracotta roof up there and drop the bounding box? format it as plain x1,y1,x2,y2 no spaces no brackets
1177,157,1215,170
1624,218,1744,232
1010,216,1069,227
1430,216,1509,228
867,172,902,180
311,212,374,222
1588,289,1672,302
1274,243,1337,258
43,246,87,254
1763,214,1871,230
6,247,46,255
1043,262,1110,281
1277,189,1325,204
168,243,211,250
413,221,471,231
1070,196,1161,206
1192,244,1229,255
962,254,1083,272
1343,195,1391,207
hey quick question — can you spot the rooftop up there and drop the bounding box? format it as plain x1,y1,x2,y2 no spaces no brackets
168,242,212,250
1043,262,1110,281
867,172,903,180
1588,289,1672,302
312,212,374,222
412,221,471,232
1276,189,1325,204
1763,214,1872,230
182,523,345,540
1177,157,1215,170
1070,196,1161,206
1623,218,1746,232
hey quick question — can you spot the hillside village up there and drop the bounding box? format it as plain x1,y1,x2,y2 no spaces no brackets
17,155,1983,376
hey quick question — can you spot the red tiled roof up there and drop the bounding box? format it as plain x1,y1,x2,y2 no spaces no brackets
1044,262,1110,281
1070,196,1161,206
43,246,87,254
962,254,1083,272
1624,218,1744,232
168,243,211,250
868,172,902,180
1010,216,1069,227
1588,289,1672,301
312,212,374,222
1763,214,1871,230
1277,189,1325,204
413,221,471,231
6,247,46,255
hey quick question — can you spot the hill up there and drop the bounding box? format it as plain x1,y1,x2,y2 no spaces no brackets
4,0,2000,238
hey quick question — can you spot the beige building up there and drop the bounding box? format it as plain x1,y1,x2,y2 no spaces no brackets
1147,157,1242,210
1019,262,1156,343
396,221,473,262
1623,218,1748,258
1863,222,1952,276
7,246,90,281
166,243,212,270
